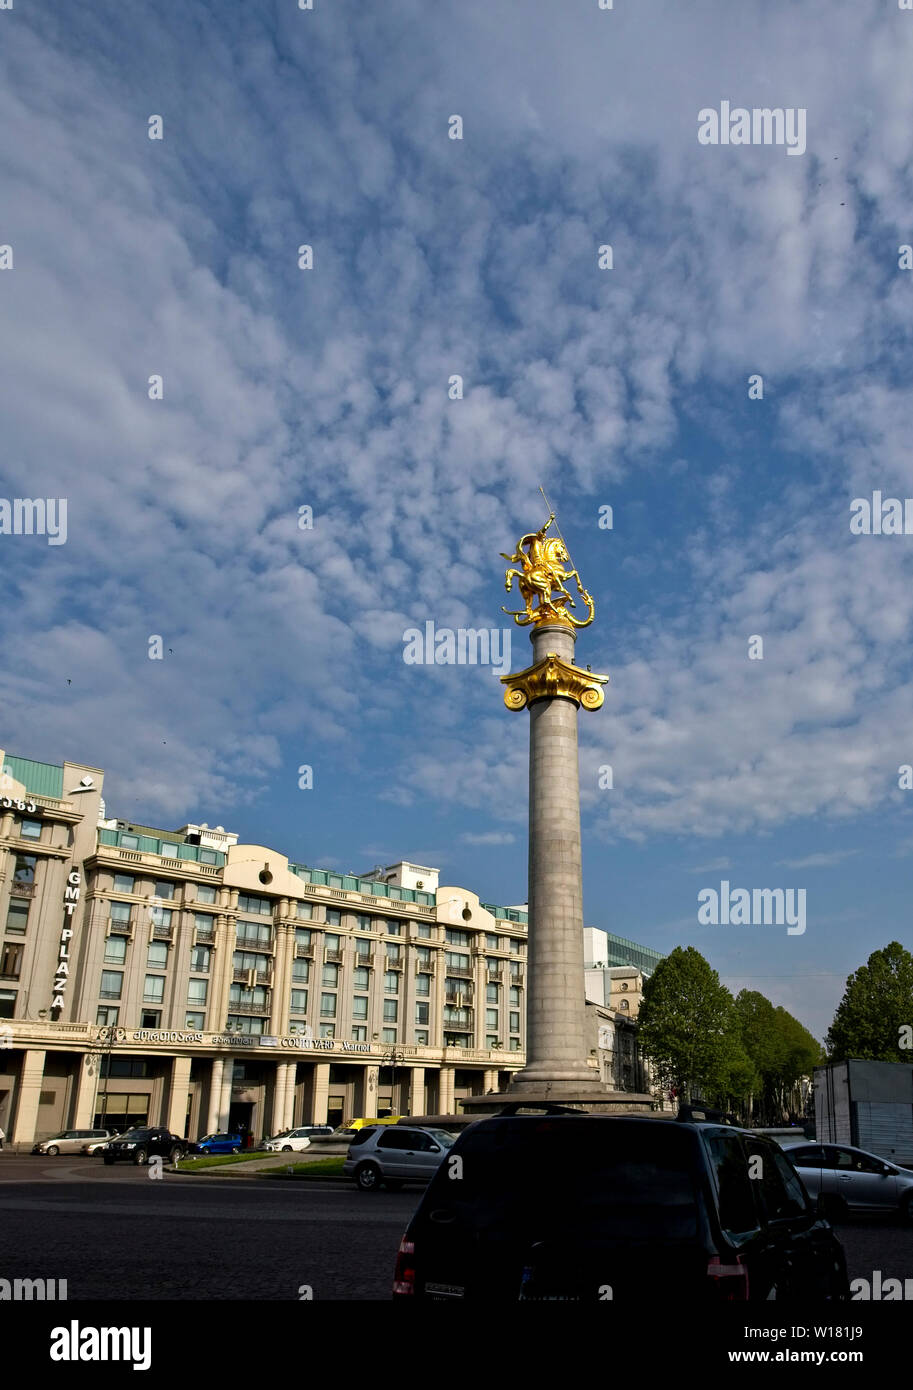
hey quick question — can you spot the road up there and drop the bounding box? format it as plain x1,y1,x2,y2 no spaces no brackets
2,1152,913,1300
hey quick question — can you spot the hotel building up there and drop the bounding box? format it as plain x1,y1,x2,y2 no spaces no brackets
0,751,530,1147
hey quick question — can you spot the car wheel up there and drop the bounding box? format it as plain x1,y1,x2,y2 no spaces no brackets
281,1145,293,1152
169,1147,182,1164
231,1146,240,1154
356,1162,382,1192
46,1145,59,1156
133,1148,148,1165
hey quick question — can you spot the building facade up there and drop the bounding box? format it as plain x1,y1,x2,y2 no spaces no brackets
0,751,529,1148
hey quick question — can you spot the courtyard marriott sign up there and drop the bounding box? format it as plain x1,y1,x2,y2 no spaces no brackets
128,1029,374,1054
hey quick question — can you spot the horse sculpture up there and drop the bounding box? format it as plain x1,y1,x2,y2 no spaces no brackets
500,512,595,627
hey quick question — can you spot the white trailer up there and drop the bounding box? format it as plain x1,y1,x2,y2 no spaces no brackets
815,1060,913,1166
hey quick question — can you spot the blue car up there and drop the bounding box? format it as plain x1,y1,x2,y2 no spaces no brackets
193,1132,244,1155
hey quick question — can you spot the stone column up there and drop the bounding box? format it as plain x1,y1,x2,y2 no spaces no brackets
206,1056,224,1132
12,1049,46,1147
217,1056,234,1130
508,623,601,1093
308,1062,330,1123
165,1055,192,1135
72,1054,101,1128
438,1064,455,1113
284,1063,300,1128
482,1068,499,1093
407,1066,425,1115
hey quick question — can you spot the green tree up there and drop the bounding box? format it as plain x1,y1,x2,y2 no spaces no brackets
827,942,913,1062
734,991,822,1123
637,946,738,1105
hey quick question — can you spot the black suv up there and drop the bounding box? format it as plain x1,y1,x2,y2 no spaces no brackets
393,1115,850,1301
103,1126,187,1166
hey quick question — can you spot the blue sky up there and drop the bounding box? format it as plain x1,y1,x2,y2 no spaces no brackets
2,0,913,1041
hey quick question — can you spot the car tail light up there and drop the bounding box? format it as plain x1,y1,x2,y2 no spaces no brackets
706,1253,749,1300
393,1236,416,1296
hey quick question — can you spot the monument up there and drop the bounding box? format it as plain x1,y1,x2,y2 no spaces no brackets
462,501,652,1114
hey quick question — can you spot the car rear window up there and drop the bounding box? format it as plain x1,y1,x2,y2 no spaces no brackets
431,1119,701,1239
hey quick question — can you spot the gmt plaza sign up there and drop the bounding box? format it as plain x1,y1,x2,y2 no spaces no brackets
51,869,82,1013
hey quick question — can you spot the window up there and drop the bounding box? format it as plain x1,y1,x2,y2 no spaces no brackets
0,943,23,979
386,921,402,936
143,974,165,1003
153,880,175,901
446,929,469,947
509,986,520,1006
444,1006,471,1026
416,923,430,938
445,951,470,970
0,990,15,1018
236,921,271,946
296,902,313,920
384,971,399,993
20,819,42,840
386,943,401,963
353,967,370,990
112,873,135,893
100,971,123,999
158,843,179,857
382,1027,397,1044
619,998,629,1011
320,993,337,1018
147,942,169,969
190,945,211,973
195,884,216,904
356,939,372,961
109,901,131,923
96,1006,119,1026
355,914,370,931
352,1026,367,1042
5,899,29,934
415,1030,428,1045
324,934,340,953
199,849,218,865
510,961,522,979
295,927,312,947
104,937,127,964
383,999,398,1023
486,984,499,1003
290,989,308,1014
510,1037,522,1050
102,1058,149,1078
325,909,341,927
486,1035,499,1049
825,1146,886,1174
238,893,271,916
227,1015,265,1034
320,1023,335,1039
322,963,339,987
706,1134,761,1239
509,938,522,953
352,996,368,1020
119,834,139,849
415,946,431,966
415,974,430,996
13,855,36,884
188,979,208,1005
292,959,310,982
185,1011,205,1029
415,1002,429,1025
149,906,172,929
486,1009,498,1029
509,1011,520,1032
788,1146,825,1169
193,913,214,932
744,1138,809,1221
485,933,500,949
141,1010,161,1028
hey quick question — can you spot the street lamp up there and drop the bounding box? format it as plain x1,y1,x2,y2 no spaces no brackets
382,1045,405,1115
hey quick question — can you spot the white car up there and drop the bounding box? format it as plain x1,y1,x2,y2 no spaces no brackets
82,1133,122,1155
263,1127,315,1153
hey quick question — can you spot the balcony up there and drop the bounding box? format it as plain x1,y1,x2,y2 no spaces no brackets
108,917,132,935
194,925,215,943
10,881,36,898
294,944,314,959
486,964,503,979
445,989,472,1006
447,966,473,979
414,962,433,976
324,949,344,964
152,925,173,941
255,969,272,985
385,957,403,971
229,999,270,1016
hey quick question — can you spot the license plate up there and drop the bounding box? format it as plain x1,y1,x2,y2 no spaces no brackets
425,1282,465,1299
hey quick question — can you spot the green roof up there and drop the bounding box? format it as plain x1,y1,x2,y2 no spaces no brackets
2,755,64,799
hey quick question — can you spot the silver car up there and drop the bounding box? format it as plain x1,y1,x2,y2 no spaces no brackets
32,1128,117,1156
343,1124,455,1192
783,1141,913,1220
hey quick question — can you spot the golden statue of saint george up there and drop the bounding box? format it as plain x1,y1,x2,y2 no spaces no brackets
500,509,595,628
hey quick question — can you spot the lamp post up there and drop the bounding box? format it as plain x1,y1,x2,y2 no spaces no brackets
382,1045,405,1115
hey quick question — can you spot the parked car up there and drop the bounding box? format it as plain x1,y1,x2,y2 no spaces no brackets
262,1127,316,1153
782,1141,913,1221
32,1129,117,1156
103,1126,188,1165
392,1115,850,1300
82,1133,122,1155
192,1133,244,1155
344,1124,455,1191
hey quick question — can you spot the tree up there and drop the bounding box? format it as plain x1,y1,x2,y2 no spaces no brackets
733,991,822,1123
827,942,913,1062
637,946,739,1105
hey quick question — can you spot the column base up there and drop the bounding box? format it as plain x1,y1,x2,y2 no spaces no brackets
460,1081,655,1114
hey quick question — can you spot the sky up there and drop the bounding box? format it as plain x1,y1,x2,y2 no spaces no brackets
2,0,913,1043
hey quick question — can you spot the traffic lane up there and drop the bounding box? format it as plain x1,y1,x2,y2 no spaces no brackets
0,1178,413,1300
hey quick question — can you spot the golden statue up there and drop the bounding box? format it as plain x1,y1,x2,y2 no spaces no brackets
500,509,594,628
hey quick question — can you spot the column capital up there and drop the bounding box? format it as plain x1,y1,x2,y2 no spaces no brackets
501,652,608,712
